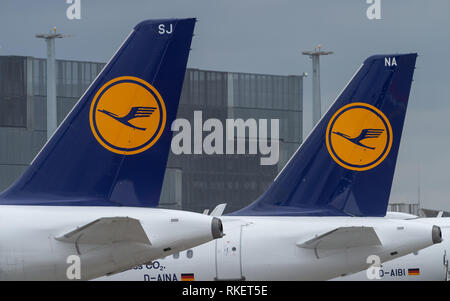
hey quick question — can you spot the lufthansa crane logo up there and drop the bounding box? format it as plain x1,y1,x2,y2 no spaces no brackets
89,76,166,155
326,102,393,171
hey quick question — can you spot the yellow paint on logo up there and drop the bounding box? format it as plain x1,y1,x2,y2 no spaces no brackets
89,76,166,155
326,102,393,171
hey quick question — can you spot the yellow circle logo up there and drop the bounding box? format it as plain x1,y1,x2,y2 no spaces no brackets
89,76,166,155
326,102,393,171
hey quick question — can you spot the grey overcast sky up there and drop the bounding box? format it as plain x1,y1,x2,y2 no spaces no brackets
0,0,449,210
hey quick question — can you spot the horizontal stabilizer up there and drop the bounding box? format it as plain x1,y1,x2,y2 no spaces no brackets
297,226,381,250
210,203,227,216
55,217,150,246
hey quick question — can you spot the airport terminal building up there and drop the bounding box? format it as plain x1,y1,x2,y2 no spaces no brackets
0,56,303,213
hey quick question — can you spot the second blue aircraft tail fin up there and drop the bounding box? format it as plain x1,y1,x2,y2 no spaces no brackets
232,54,417,216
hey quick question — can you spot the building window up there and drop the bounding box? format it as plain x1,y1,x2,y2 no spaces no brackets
0,57,27,127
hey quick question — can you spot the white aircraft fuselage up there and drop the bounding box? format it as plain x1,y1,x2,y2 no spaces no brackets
102,215,440,281
335,217,450,281
0,206,221,280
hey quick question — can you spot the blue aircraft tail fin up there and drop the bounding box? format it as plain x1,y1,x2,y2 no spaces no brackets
232,54,417,216
0,19,196,206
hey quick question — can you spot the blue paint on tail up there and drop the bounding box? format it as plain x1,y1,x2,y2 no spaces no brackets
231,53,417,216
0,18,196,206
